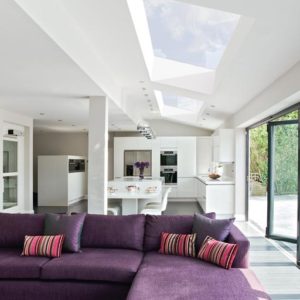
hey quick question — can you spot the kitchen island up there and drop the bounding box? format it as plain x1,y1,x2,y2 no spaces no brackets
196,175,235,219
108,177,164,215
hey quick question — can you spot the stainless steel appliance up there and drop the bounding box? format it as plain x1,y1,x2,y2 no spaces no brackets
160,167,177,185
160,150,177,166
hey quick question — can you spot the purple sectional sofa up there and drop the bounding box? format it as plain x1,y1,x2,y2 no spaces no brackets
0,212,270,300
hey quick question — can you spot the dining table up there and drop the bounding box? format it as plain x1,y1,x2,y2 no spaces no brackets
107,177,163,215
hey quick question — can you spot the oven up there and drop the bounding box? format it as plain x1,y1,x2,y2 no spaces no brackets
160,151,177,166
160,167,177,185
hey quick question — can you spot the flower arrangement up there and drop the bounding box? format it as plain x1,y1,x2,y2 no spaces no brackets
134,161,150,179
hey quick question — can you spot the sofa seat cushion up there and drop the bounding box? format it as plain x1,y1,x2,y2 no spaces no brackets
41,248,143,284
127,252,271,300
0,248,50,279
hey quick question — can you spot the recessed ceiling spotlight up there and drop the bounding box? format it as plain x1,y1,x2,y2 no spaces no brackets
147,99,151,103
58,119,63,122
210,105,215,108
39,113,45,116
144,94,148,97
202,118,206,121
71,124,75,127
206,113,210,116
142,87,147,91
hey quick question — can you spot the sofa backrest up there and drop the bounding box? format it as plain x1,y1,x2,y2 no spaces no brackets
0,213,45,248
143,212,216,252
81,214,145,251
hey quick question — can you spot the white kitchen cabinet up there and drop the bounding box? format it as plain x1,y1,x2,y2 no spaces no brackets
196,177,234,218
38,155,87,206
212,129,235,162
196,137,212,174
177,137,196,177
158,137,177,149
177,177,197,198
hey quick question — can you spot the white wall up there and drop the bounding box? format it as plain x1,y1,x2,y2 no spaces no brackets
147,119,212,136
33,132,88,193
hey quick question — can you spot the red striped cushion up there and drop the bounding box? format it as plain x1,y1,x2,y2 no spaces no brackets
159,232,196,257
197,236,238,269
21,235,64,258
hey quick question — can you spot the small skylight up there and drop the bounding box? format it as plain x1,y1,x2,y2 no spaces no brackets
163,94,201,112
155,90,203,124
143,0,240,69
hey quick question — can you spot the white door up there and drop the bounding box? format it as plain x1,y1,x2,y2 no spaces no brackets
2,136,24,211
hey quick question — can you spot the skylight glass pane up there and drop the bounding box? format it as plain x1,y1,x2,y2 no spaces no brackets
143,0,240,69
163,94,202,112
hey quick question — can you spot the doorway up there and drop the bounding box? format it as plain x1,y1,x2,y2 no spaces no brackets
247,105,300,266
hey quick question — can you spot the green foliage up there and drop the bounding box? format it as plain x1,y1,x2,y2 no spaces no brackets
250,110,298,195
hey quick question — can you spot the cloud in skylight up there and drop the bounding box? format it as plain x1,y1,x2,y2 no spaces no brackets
144,0,240,69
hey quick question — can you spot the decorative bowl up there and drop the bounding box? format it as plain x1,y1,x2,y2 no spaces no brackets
208,173,221,180
127,185,138,192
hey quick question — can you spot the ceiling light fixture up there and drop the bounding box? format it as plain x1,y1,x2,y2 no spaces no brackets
210,105,215,108
39,113,45,116
58,120,63,122
137,122,156,139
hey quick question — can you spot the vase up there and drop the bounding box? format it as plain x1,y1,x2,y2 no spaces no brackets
139,167,144,179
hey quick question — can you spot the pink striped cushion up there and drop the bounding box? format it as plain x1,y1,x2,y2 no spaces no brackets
159,232,196,257
21,235,65,258
197,236,238,269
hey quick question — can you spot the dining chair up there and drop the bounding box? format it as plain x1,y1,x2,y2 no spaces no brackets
140,187,171,215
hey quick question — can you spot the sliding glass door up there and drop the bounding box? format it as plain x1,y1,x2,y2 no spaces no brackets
266,120,298,242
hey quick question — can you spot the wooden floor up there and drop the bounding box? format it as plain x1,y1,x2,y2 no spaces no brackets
36,200,300,299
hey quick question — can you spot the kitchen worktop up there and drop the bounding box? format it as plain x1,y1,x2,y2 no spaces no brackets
196,175,235,185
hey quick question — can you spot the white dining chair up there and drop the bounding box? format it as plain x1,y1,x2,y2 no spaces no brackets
141,188,171,215
107,199,121,215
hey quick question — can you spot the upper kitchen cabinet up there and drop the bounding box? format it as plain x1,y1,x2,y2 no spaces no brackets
177,137,196,177
196,137,212,174
213,129,235,162
158,137,177,149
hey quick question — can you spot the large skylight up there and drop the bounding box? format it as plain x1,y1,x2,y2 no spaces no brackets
143,0,240,69
127,0,244,94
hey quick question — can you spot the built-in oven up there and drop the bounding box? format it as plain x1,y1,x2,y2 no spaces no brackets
160,167,177,185
160,151,177,166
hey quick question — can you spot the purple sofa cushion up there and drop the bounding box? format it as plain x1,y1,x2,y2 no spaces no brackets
0,213,44,248
144,212,216,252
81,214,145,251
0,248,50,279
0,281,130,300
127,252,271,300
41,248,143,283
44,213,86,252
192,213,235,250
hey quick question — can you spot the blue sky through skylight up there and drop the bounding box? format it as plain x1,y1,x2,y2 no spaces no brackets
163,94,201,112
143,0,240,69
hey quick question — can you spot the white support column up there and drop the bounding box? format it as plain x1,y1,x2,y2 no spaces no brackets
88,96,108,214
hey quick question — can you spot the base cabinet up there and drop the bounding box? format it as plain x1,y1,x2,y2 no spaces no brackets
196,179,234,218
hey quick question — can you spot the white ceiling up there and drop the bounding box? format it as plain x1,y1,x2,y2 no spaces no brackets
0,0,300,131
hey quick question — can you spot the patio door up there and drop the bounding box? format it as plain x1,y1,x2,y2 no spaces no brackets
266,120,299,245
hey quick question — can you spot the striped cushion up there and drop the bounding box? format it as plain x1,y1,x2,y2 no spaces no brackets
197,236,238,269
159,232,196,257
21,235,65,258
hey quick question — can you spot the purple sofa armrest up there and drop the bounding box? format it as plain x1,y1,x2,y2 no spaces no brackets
226,225,250,268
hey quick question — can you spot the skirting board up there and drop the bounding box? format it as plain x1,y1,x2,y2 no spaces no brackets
234,214,246,221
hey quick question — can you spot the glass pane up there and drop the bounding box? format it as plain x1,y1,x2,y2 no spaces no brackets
249,124,268,231
3,176,18,209
3,140,18,173
124,150,152,177
271,123,298,239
